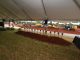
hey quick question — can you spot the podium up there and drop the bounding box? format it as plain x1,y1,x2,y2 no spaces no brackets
73,36,80,49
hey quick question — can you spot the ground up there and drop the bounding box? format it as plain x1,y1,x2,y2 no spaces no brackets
0,31,80,60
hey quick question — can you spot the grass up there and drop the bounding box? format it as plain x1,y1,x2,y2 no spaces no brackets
0,30,80,60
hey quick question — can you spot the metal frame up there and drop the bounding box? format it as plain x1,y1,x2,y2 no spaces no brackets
73,0,80,9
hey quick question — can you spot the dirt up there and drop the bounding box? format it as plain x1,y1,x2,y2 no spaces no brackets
16,31,71,46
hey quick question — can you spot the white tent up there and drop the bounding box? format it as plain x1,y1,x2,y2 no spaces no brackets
0,0,80,20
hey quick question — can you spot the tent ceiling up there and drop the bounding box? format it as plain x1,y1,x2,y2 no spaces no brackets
0,0,80,20
76,0,80,5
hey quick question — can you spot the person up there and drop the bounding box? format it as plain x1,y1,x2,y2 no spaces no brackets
58,32,59,37
62,32,63,36
40,30,41,34
61,32,63,38
50,31,52,36
54,31,55,36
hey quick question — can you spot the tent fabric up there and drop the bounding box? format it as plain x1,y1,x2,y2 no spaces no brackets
0,0,80,20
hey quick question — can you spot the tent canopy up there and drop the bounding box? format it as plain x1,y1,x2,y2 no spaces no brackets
0,0,80,20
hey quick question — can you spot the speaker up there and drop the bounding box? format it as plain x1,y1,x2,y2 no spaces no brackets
0,22,4,27
44,19,48,25
73,36,80,49
0,19,5,27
